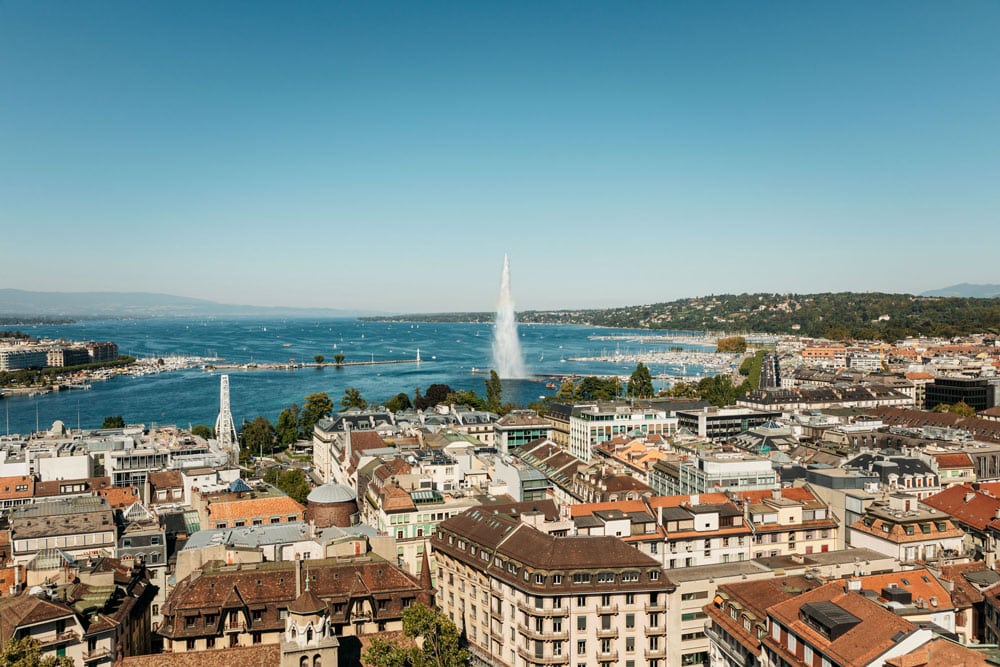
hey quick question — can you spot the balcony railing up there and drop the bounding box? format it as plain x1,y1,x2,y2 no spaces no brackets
595,602,619,613
83,647,112,662
704,624,748,665
595,649,619,662
596,626,619,639
645,647,668,659
516,623,569,641
645,601,667,612
40,631,79,647
516,600,569,617
515,645,571,665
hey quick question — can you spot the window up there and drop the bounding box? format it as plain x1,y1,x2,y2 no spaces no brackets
577,616,587,631
186,639,195,650
553,574,562,585
535,574,546,584
207,637,215,649
573,573,591,585
577,640,586,655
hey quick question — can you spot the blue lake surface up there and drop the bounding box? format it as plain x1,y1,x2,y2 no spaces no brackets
2,318,716,435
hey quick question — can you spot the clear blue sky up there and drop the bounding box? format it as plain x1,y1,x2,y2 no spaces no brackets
2,2,998,312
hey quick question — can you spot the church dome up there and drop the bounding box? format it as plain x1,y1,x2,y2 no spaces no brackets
307,483,357,505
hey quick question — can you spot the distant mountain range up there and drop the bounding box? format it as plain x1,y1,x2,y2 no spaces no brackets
920,283,1000,298
0,289,373,320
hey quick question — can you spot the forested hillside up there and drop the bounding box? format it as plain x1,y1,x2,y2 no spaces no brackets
369,293,1000,340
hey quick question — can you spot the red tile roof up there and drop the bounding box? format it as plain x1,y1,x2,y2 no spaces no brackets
922,484,1000,530
931,453,974,469
765,581,918,667
122,645,280,667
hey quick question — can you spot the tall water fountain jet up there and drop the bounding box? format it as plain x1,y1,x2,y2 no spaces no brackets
492,254,527,378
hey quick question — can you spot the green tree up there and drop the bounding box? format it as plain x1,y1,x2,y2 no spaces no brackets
101,415,125,429
265,468,311,504
716,336,748,353
555,379,578,401
241,416,276,459
485,370,503,413
385,392,413,413
314,354,325,364
663,381,700,398
444,389,487,411
933,401,977,418
275,404,300,447
696,374,746,407
576,376,620,401
341,387,368,410
626,362,654,399
300,392,333,437
416,384,453,410
0,637,75,667
333,353,345,366
362,603,468,667
191,424,214,440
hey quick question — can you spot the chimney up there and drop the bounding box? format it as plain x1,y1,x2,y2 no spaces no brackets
295,555,302,598
845,578,862,592
772,486,782,501
690,494,700,506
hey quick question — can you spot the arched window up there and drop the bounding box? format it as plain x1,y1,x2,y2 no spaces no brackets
300,657,308,667
313,655,322,667
291,627,297,639
307,627,313,643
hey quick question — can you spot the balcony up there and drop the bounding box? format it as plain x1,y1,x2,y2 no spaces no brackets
645,624,665,635
595,626,619,639
83,647,112,662
516,623,569,641
516,600,569,617
704,624,748,665
515,645,570,665
595,649,619,662
225,622,246,633
595,602,619,613
645,601,667,612
645,647,668,660
40,631,79,647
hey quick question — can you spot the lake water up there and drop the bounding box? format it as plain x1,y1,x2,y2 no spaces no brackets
2,318,719,435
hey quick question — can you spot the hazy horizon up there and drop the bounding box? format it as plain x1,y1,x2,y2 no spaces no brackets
2,2,998,311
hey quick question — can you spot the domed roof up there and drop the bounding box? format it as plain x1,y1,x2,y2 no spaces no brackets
307,483,357,504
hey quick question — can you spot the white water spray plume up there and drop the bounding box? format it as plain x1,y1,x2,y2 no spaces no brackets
492,254,527,379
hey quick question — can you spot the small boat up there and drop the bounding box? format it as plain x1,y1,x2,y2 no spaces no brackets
545,382,556,389
282,343,292,347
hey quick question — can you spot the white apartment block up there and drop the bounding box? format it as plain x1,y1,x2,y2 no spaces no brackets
569,403,677,463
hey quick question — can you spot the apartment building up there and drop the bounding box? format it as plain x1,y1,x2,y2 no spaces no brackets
649,450,777,497
570,487,839,570
159,555,430,654
569,403,677,462
9,496,117,564
432,507,675,667
849,497,965,564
